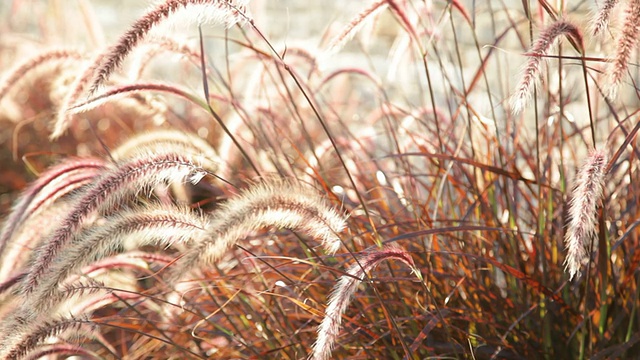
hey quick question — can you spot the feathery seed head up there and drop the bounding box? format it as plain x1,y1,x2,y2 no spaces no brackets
310,245,418,360
0,49,83,106
321,0,388,60
25,205,209,314
592,0,621,36
169,180,347,285
510,19,583,114
564,148,608,280
605,0,640,99
0,158,107,264
86,0,251,97
21,151,208,296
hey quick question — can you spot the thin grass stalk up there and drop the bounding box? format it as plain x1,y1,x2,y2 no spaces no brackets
596,207,611,337
196,29,262,177
625,273,640,345
244,22,382,246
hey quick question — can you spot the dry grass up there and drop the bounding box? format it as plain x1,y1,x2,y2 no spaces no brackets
1,0,640,359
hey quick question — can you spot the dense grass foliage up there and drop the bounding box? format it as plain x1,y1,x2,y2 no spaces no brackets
0,0,639,359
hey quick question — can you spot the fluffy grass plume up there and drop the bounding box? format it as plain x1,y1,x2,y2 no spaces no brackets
110,129,221,175
510,19,584,114
0,49,82,105
5,0,640,358
50,0,250,139
592,0,620,36
606,0,640,99
26,206,209,313
66,81,198,115
18,343,96,360
0,203,73,285
86,0,250,97
564,148,608,280
126,36,202,80
20,151,208,296
310,245,418,360
111,129,218,161
50,53,104,140
322,0,388,58
0,158,107,261
170,180,347,284
0,316,94,360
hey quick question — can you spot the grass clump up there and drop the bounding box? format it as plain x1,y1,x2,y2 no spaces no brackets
0,0,639,359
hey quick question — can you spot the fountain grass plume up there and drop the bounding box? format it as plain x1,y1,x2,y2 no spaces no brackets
0,202,74,284
0,315,94,360
510,19,584,114
606,0,640,99
0,49,83,105
592,0,620,36
564,148,608,280
111,129,218,162
110,129,221,175
20,151,209,296
21,343,96,360
0,158,107,261
310,245,419,360
85,0,250,97
50,0,250,139
26,205,209,314
170,180,347,285
322,0,388,58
